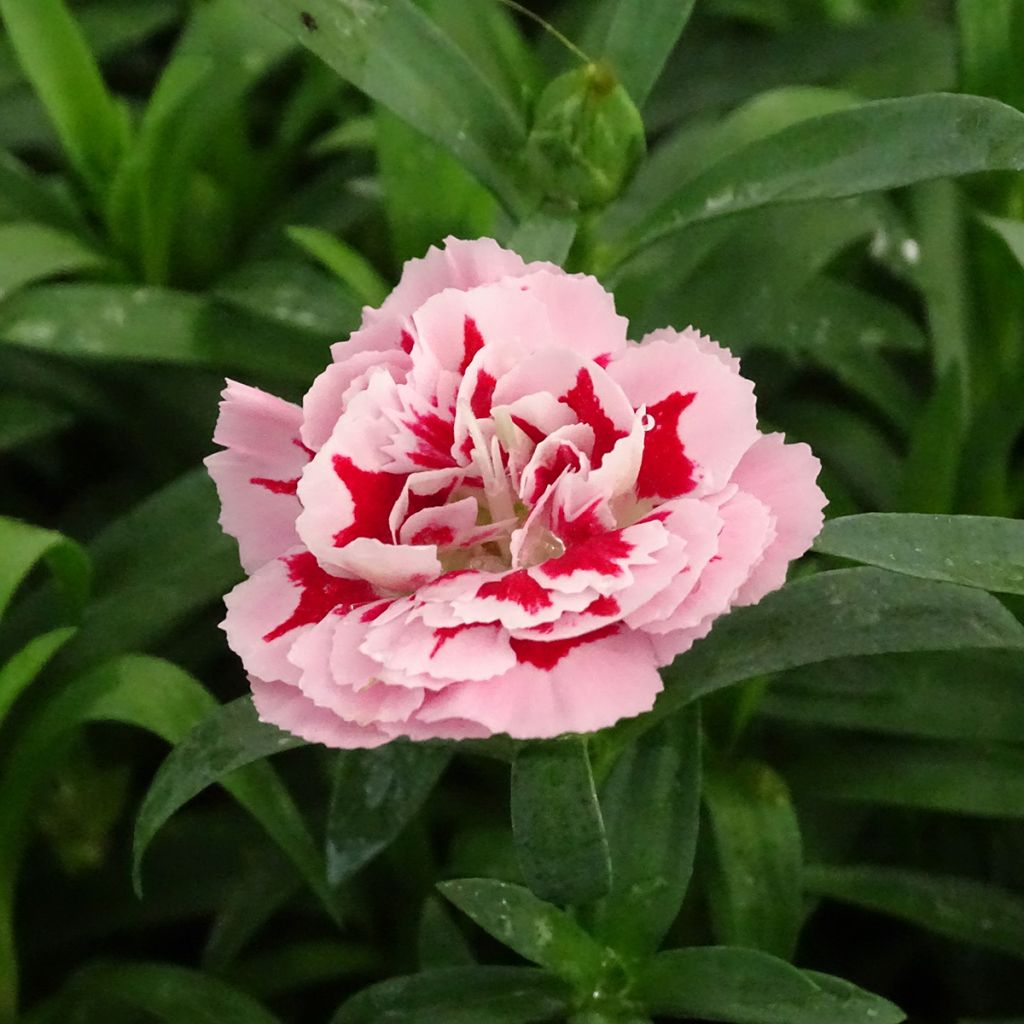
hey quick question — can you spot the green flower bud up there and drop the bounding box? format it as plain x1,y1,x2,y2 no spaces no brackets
525,63,646,210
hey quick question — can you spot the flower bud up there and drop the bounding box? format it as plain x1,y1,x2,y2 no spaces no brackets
525,63,646,210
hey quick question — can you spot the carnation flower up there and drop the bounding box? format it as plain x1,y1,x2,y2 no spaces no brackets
206,237,825,746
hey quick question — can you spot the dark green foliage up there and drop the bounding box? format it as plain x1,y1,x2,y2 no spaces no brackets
3,1,1024,1022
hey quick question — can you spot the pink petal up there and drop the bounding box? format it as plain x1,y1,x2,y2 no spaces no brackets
250,676,389,748
731,433,826,605
608,329,759,497
205,380,310,574
414,628,662,738
222,548,378,686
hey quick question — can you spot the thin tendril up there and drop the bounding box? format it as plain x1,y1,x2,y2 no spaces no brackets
496,0,592,65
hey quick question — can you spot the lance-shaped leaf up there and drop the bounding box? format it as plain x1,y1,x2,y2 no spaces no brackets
581,0,697,107
252,0,530,214
785,735,1024,818
635,946,904,1023
326,741,450,889
641,568,1024,733
703,761,803,960
132,696,322,904
599,93,1024,266
805,864,1024,962
440,879,607,988
814,514,1024,595
590,705,701,955
331,967,571,1024
0,515,90,622
511,737,611,907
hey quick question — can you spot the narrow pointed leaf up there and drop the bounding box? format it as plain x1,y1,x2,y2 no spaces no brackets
252,0,530,214
635,947,904,1023
326,742,450,888
132,696,323,904
511,737,611,907
0,626,76,727
814,514,1024,594
0,0,127,192
591,705,701,955
582,0,697,106
0,222,109,300
640,568,1024,736
61,962,283,1024
806,864,1024,961
785,735,1024,818
0,515,90,621
439,879,606,986
601,94,1024,265
331,967,571,1024
703,761,803,959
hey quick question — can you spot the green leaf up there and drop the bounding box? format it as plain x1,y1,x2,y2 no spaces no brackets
600,94,1024,266
785,735,1024,818
638,568,1024,738
959,0,1024,113
980,212,1024,271
60,961,283,1024
226,940,377,1000
132,696,326,909
635,947,904,1023
763,650,1024,744
375,105,498,268
505,211,578,266
0,281,335,382
0,0,127,194
901,368,965,513
0,626,75,728
0,515,90,621
287,225,389,306
0,393,73,452
417,896,475,970
581,0,696,106
253,0,530,215
331,967,571,1024
511,737,611,907
0,222,110,300
0,657,257,1017
0,151,85,230
326,741,450,889
703,761,803,960
806,864,1024,961
590,705,701,956
439,879,606,987
814,514,1024,595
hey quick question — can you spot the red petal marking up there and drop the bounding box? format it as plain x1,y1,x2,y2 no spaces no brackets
584,594,620,617
559,368,627,464
430,623,473,657
406,410,456,469
250,475,299,495
554,498,606,545
594,353,613,369
635,391,697,500
400,329,414,354
476,570,553,613
510,624,619,669
459,316,486,374
543,530,633,579
511,415,546,445
405,480,458,522
470,370,497,419
360,600,393,622
527,443,581,504
331,455,406,546
411,525,455,546
264,552,377,642
294,438,316,459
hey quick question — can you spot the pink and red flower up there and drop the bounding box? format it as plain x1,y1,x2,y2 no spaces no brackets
206,237,825,746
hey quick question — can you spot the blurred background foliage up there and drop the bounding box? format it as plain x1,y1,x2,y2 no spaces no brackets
1,0,1024,1021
